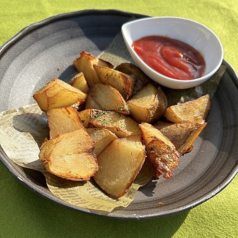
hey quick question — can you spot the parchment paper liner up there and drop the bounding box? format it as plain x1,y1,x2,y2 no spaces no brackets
0,31,226,213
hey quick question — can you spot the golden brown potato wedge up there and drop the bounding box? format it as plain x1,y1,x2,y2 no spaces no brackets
73,51,113,87
33,78,87,111
94,64,135,100
154,121,196,149
78,109,107,128
94,135,146,198
164,94,211,124
89,111,141,137
86,128,117,156
85,94,102,110
154,121,207,155
70,72,89,94
46,106,84,139
88,83,130,115
115,63,151,95
176,123,207,155
127,84,168,123
139,123,179,179
115,63,151,85
39,128,98,181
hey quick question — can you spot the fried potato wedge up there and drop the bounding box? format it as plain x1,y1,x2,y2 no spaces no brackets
139,123,179,179
70,72,89,93
115,63,151,95
164,94,211,124
127,84,168,123
86,128,117,156
46,106,84,139
94,135,146,198
88,83,130,115
78,109,105,127
33,78,87,111
78,109,110,128
39,129,98,181
177,123,207,155
89,111,141,137
85,94,102,110
94,65,135,100
73,51,113,87
154,121,207,155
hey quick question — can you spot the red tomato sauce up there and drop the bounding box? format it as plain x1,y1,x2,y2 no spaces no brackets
132,36,206,80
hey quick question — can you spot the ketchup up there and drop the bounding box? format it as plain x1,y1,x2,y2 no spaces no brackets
132,36,206,80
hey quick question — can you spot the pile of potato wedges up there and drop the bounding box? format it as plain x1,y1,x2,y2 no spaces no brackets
33,51,211,198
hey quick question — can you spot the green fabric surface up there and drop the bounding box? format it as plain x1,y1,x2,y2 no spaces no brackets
0,1,237,237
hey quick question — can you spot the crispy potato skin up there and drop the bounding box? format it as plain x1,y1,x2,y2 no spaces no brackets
127,84,168,123
115,63,151,85
115,63,153,96
139,123,179,179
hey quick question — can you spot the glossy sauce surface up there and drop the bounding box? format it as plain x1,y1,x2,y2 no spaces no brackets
132,36,206,80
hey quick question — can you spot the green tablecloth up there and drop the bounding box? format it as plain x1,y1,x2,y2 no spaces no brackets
0,1,237,237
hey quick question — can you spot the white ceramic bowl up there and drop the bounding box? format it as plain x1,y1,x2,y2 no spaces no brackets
121,17,223,89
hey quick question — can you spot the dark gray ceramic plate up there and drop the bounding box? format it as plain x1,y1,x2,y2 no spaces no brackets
0,9,238,219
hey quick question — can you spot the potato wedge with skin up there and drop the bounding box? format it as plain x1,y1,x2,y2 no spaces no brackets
164,94,211,124
42,128,94,159
73,51,113,87
94,135,146,198
154,121,207,155
89,83,130,115
70,72,89,94
89,111,141,137
39,129,98,181
94,64,135,100
154,121,198,149
33,78,87,111
78,109,107,128
46,106,84,139
128,84,168,123
177,123,207,155
86,128,117,156
115,63,151,95
42,152,97,181
85,94,102,110
139,123,179,179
